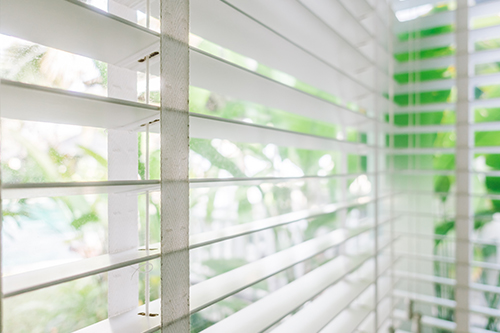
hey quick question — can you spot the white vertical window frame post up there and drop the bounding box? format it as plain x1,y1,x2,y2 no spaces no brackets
0,87,3,332
107,63,140,317
160,0,190,332
455,0,472,332
373,19,380,332
387,0,396,327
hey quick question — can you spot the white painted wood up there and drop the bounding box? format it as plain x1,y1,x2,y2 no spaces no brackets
107,63,140,317
0,0,159,66
3,248,160,298
190,0,376,105
190,49,375,128
201,256,372,333
190,228,371,313
2,212,383,299
160,0,190,331
189,113,372,154
0,80,159,129
1,180,160,199
455,1,472,331
269,259,392,333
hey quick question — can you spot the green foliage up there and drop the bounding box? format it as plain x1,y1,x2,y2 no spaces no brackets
475,108,500,123
304,213,337,240
202,258,248,278
476,62,500,76
394,89,453,106
394,67,455,84
394,46,455,63
391,132,455,149
4,275,108,333
476,38,500,52
191,313,216,333
390,111,456,126
397,25,454,42
71,211,99,229
476,84,500,100
472,15,500,30
475,131,500,147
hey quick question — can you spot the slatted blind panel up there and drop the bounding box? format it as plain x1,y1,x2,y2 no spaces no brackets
390,0,500,332
0,0,165,331
0,0,397,332
187,0,396,332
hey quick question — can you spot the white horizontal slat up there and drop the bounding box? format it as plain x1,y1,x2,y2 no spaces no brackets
394,289,456,308
395,270,456,286
396,49,500,74
189,113,372,154
474,146,500,154
397,0,500,30
3,247,160,298
396,96,500,114
471,305,500,318
393,170,455,177
273,279,373,333
393,308,457,331
394,78,455,94
189,0,375,105
372,72,499,95
471,282,500,295
390,147,455,155
472,72,500,87
319,286,378,333
304,0,387,52
397,251,500,271
339,0,394,54
1,180,160,199
113,0,161,20
4,200,376,297
223,0,385,81
75,255,394,333
392,124,455,134
318,262,396,333
396,289,500,318
190,227,372,313
471,328,500,333
0,80,159,129
0,0,159,66
190,196,375,248
297,0,387,67
415,313,457,331
395,102,455,113
394,10,454,35
201,255,373,333
471,24,500,44
270,259,393,333
319,301,372,333
475,170,500,177
76,258,380,333
392,0,447,12
394,55,454,73
471,0,500,18
472,121,500,131
472,48,500,67
340,0,374,18
190,172,375,188
394,0,500,34
75,299,161,333
190,49,374,128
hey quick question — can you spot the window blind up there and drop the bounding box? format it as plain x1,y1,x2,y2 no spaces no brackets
390,0,500,332
0,0,399,332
